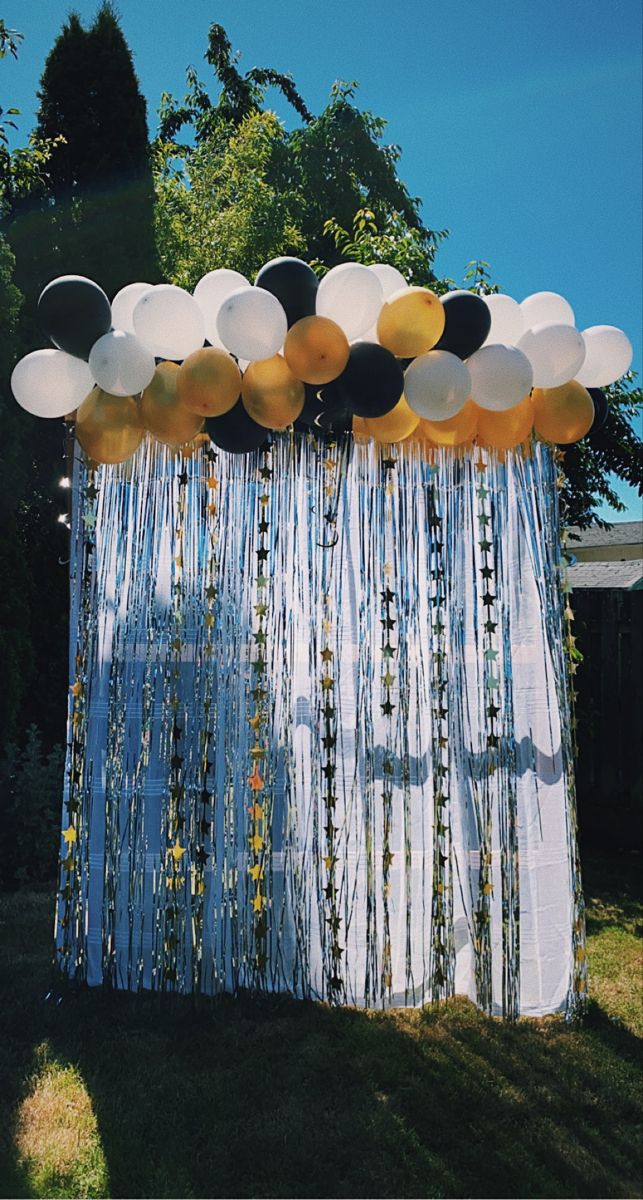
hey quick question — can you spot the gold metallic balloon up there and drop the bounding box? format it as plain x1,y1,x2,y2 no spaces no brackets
532,381,594,445
141,362,204,446
177,347,241,417
75,387,144,465
475,394,534,450
241,354,305,429
353,395,419,443
416,398,479,447
376,287,445,358
283,316,350,385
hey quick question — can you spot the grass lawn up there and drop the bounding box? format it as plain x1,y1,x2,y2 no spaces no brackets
0,851,641,1200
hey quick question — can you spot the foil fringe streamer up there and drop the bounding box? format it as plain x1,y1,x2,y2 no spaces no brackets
56,437,586,1017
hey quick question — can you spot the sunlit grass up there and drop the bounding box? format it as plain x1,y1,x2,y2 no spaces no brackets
14,1048,108,1199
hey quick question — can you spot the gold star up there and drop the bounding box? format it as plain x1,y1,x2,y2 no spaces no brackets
382,671,395,687
250,832,264,853
248,768,264,791
62,826,77,846
206,476,218,490
248,863,264,882
170,838,186,865
321,675,334,691
252,891,265,913
248,803,265,821
320,646,333,662
70,681,83,697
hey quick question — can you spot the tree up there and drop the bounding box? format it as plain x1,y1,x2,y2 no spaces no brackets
1,4,159,754
154,23,445,283
6,2,159,308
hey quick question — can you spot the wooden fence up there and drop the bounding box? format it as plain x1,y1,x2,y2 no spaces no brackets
572,590,642,850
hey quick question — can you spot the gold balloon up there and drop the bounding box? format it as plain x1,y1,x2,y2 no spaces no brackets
353,395,419,443
376,287,445,358
140,362,204,446
532,381,594,445
177,347,241,417
283,316,350,385
416,398,479,447
241,355,305,429
75,387,144,465
475,394,534,450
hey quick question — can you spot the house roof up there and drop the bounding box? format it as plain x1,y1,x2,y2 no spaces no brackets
567,520,643,549
568,559,643,590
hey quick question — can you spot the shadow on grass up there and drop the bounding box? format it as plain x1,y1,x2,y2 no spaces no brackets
1,857,642,1200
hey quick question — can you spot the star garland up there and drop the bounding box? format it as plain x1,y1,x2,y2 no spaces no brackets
474,449,496,1014
56,462,98,977
380,453,398,1002
427,466,452,1002
191,439,219,989
162,451,190,988
319,441,343,999
246,441,274,979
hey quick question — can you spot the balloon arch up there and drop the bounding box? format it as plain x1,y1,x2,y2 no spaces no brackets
10,258,633,1016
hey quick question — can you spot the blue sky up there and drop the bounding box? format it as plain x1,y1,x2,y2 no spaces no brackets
4,0,642,518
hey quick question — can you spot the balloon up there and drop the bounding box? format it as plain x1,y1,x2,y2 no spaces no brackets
206,398,268,454
177,348,241,417
481,294,524,346
532,380,594,444
216,286,287,362
325,343,404,418
466,345,533,411
140,362,204,446
193,269,249,346
241,355,305,429
294,384,351,434
517,322,586,388
404,350,471,420
574,325,633,387
75,388,144,464
434,290,491,360
316,262,383,340
520,291,575,329
89,330,155,397
377,287,445,358
38,275,112,360
475,393,534,450
587,388,609,436
255,257,318,327
415,398,479,447
353,395,419,443
133,285,205,361
11,348,93,418
111,283,153,335
283,316,350,385
369,263,408,299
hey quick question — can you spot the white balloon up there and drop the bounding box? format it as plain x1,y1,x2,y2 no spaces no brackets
482,294,524,346
89,330,156,396
11,349,94,418
404,351,471,421
111,282,152,335
517,322,586,388
467,345,533,411
193,268,250,346
368,263,408,300
575,325,634,387
520,291,575,329
216,286,287,362
133,285,205,360
316,262,383,340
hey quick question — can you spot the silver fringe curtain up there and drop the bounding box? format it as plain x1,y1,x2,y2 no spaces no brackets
55,435,587,1018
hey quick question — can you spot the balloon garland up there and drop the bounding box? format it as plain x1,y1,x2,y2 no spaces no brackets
11,262,633,483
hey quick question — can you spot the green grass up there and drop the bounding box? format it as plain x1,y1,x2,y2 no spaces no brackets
0,852,641,1199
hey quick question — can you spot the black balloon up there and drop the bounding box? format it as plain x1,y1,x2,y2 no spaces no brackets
326,342,403,418
294,384,351,435
434,290,491,360
38,275,112,360
255,257,319,327
206,399,268,454
588,387,609,436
